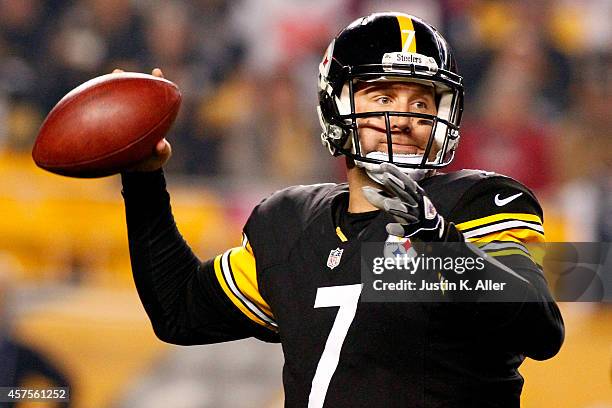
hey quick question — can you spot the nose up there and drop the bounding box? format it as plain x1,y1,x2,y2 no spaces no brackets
390,114,412,133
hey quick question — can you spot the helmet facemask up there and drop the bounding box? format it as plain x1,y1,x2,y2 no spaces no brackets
319,68,462,182
317,12,464,183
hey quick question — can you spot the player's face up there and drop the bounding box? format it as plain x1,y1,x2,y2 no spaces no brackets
353,81,438,158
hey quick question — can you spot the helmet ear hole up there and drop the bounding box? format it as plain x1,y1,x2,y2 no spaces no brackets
320,91,345,128
318,91,352,155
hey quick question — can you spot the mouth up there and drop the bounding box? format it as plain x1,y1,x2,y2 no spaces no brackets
376,142,424,155
357,123,431,156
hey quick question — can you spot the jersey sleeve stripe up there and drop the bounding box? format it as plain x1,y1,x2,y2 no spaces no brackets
242,234,255,255
478,241,545,267
461,219,543,235
213,254,271,328
222,250,277,326
227,247,275,320
213,251,278,330
466,228,545,244
483,249,544,268
455,213,543,232
461,220,544,239
478,241,529,253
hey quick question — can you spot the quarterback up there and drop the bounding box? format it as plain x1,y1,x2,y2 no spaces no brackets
120,13,564,407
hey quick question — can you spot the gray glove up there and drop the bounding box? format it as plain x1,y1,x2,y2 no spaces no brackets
362,162,446,241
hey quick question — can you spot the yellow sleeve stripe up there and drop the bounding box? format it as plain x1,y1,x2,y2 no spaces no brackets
213,254,269,329
467,228,545,244
462,220,544,239
455,213,543,231
213,250,277,330
477,241,546,268
241,233,256,257
227,247,275,319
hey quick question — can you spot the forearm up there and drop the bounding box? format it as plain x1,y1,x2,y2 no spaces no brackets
433,224,564,359
121,170,256,344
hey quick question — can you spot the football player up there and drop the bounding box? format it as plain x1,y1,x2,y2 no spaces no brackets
120,12,564,408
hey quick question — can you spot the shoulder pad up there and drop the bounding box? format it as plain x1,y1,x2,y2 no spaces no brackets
421,169,502,217
422,170,541,223
243,183,347,266
255,183,346,225
445,174,544,232
436,168,502,183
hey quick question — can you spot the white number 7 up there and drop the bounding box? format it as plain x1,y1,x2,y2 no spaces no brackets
402,29,416,53
308,284,362,408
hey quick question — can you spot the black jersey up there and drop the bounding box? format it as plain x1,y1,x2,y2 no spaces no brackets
121,169,563,408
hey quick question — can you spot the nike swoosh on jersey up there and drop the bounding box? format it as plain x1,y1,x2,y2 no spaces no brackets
494,192,523,206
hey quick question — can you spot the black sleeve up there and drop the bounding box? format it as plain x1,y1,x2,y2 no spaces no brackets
121,170,278,345
441,177,564,360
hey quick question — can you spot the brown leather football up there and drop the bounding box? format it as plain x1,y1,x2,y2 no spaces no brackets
32,72,181,178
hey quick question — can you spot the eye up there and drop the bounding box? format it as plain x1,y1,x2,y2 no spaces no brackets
413,101,428,110
374,95,392,105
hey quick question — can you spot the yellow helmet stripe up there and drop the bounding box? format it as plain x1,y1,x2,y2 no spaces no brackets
397,15,416,53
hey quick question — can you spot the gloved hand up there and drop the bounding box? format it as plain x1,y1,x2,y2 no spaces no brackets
362,162,446,241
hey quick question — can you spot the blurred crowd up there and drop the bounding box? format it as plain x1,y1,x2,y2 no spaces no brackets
0,0,609,235
0,0,609,188
0,2,610,407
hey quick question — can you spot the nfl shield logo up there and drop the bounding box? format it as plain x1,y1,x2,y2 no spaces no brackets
327,248,343,270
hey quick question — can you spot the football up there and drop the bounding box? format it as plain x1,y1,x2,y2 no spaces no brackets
32,72,181,178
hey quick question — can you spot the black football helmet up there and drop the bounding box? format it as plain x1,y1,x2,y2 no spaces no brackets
317,12,464,173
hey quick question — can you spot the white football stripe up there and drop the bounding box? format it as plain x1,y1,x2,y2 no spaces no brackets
464,220,544,239
221,250,277,327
